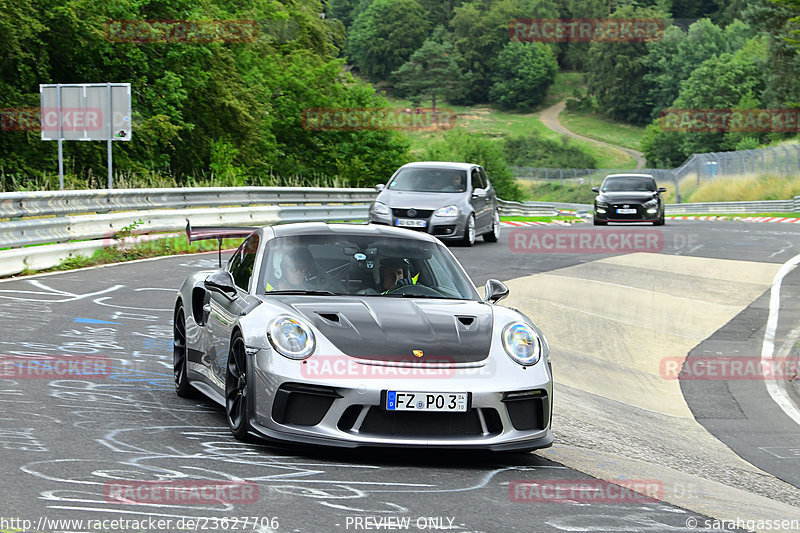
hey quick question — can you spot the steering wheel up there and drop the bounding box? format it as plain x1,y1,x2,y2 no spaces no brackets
385,283,445,297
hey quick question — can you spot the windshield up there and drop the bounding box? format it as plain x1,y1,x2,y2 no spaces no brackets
258,234,480,300
387,168,467,192
602,177,657,192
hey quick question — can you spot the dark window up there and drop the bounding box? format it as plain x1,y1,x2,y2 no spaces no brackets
471,168,485,189
229,234,259,290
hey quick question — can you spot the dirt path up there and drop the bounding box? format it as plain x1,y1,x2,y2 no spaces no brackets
539,100,647,169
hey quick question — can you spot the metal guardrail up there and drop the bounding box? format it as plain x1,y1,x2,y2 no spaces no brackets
496,199,558,217
0,186,378,219
665,198,800,214
499,197,800,217
0,187,377,249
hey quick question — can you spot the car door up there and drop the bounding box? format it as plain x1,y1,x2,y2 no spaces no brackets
470,166,490,232
206,233,260,389
479,166,497,230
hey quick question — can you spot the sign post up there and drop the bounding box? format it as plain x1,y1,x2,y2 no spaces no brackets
40,83,132,189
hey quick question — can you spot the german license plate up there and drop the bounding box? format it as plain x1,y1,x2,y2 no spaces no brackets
616,208,637,214
396,218,427,228
386,391,468,412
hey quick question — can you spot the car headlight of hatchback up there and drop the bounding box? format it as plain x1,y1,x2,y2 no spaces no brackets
643,199,658,208
502,322,542,366
268,316,315,360
370,201,391,216
434,205,459,217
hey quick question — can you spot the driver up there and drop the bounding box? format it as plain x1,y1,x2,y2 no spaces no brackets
267,248,314,291
380,257,414,293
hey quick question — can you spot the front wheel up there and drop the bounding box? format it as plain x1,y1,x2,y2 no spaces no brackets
483,211,500,242
226,333,254,441
173,305,197,398
460,215,476,247
593,217,607,226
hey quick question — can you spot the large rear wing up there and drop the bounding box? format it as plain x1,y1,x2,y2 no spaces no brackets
185,219,256,267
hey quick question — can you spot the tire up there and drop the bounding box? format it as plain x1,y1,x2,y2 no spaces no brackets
460,214,476,247
654,212,665,226
225,332,254,441
173,304,197,398
593,217,607,226
483,210,500,243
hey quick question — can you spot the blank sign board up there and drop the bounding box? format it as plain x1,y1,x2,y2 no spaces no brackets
40,83,131,141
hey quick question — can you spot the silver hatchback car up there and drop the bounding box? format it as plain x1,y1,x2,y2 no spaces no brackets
368,162,501,246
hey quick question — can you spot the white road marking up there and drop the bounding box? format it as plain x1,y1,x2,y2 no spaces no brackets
761,252,800,426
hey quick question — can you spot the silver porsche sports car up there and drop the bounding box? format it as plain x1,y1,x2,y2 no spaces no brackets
173,222,553,451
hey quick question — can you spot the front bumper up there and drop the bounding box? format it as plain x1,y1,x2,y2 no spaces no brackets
248,348,553,450
594,204,660,223
368,212,468,241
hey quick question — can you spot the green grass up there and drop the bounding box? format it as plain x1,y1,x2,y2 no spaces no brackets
559,111,646,152
539,71,586,110
501,215,582,222
520,179,601,204
387,98,635,169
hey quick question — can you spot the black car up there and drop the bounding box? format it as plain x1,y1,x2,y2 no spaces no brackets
592,174,666,226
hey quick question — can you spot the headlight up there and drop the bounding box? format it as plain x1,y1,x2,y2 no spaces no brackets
268,316,315,360
434,205,459,217
643,199,658,208
595,201,609,208
371,201,390,216
502,322,542,366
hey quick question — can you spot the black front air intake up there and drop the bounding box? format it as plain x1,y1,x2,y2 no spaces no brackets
271,383,341,426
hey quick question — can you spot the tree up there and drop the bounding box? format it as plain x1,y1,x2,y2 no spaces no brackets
585,5,670,125
346,0,431,81
392,39,465,111
671,36,768,155
642,19,739,119
489,41,558,111
449,0,559,104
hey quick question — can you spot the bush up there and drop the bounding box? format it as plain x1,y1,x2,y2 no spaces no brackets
489,41,558,111
504,133,597,169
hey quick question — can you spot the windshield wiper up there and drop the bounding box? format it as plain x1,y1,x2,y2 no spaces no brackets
266,290,340,296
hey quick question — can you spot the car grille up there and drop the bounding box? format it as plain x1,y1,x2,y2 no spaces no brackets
391,208,433,219
610,204,643,219
339,406,502,437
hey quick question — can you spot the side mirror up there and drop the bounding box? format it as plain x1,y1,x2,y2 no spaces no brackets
592,187,600,193
658,187,667,193
375,184,385,191
472,188,487,198
204,270,238,300
484,279,509,304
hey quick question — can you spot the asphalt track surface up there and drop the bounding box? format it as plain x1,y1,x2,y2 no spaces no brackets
1,221,800,533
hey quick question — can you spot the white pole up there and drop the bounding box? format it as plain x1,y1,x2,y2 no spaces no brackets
107,83,113,189
57,84,64,190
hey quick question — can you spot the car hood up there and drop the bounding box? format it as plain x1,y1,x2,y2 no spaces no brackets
378,190,465,210
597,191,659,203
284,297,492,363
